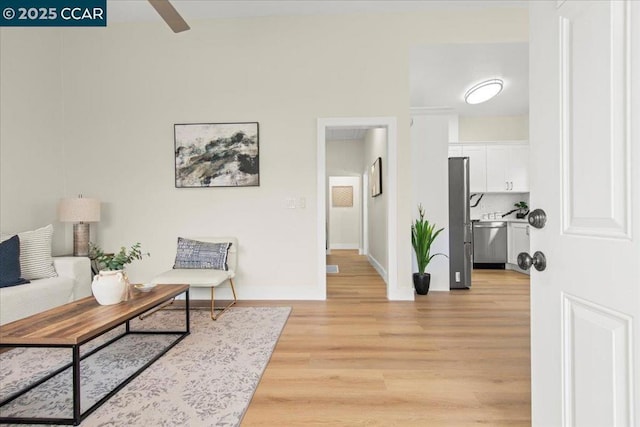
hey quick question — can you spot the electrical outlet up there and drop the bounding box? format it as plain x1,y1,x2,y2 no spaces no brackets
455,272,461,282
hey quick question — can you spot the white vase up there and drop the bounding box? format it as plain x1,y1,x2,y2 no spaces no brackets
92,270,126,305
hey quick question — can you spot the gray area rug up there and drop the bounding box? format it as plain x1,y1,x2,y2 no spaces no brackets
0,307,291,426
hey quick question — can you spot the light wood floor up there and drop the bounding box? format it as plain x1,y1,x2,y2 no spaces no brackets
240,250,531,426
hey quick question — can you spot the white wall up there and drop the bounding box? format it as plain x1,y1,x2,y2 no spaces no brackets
328,176,361,249
410,113,451,292
458,114,529,141
363,128,388,280
0,29,70,254
0,9,528,300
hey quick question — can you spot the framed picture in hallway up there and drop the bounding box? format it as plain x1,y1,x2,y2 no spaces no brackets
332,186,354,207
370,157,382,197
174,122,259,188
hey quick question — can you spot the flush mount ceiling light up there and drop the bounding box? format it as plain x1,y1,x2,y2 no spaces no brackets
464,79,504,105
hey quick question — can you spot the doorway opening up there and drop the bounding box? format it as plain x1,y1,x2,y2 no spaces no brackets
317,117,398,300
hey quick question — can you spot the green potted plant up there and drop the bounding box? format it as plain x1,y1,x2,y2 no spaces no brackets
90,242,149,271
89,242,150,305
411,204,446,295
514,201,529,219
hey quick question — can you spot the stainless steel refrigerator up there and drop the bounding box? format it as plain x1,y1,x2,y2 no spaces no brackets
448,157,472,289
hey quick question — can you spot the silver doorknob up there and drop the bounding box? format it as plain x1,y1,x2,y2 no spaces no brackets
517,251,547,271
528,209,547,229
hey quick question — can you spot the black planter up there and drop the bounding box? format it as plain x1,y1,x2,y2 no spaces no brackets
413,273,431,295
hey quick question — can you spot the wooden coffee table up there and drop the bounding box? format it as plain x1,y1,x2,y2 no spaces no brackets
0,284,189,426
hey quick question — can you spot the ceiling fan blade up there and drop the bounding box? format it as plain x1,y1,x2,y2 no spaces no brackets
148,0,190,33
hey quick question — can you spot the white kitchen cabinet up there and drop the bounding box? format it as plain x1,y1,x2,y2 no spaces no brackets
462,145,487,193
486,144,529,192
508,222,530,265
486,145,510,191
508,145,529,192
448,141,528,193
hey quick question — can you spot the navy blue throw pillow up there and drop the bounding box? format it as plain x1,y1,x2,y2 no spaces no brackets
0,235,30,288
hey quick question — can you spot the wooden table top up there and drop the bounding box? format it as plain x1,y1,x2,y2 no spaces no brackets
0,284,189,346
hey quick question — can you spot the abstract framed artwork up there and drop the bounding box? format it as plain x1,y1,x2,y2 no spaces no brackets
370,157,382,197
174,122,259,188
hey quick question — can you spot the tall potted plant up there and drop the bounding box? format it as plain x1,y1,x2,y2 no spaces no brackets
411,204,446,295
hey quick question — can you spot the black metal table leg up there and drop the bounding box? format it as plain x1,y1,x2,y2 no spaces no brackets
186,289,190,334
72,345,81,425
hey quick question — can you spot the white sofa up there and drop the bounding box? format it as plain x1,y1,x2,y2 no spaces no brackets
0,256,91,325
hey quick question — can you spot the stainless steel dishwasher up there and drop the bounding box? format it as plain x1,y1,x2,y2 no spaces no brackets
473,221,508,267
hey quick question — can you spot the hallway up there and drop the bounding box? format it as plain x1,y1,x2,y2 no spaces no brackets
326,250,387,300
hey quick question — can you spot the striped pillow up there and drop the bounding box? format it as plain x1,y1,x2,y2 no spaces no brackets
14,224,57,280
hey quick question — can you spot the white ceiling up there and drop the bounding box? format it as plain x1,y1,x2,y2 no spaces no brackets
410,43,529,116
326,128,369,141
107,1,527,23
107,1,529,119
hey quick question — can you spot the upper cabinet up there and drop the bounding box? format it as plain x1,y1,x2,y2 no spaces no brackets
486,144,529,192
507,145,529,192
462,145,487,193
449,141,529,193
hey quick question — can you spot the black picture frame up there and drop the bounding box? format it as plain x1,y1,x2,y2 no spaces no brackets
370,157,382,197
174,122,259,188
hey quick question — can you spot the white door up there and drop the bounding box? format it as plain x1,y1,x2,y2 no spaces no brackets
448,145,463,158
529,2,639,426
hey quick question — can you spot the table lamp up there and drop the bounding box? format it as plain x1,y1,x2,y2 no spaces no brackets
58,195,101,256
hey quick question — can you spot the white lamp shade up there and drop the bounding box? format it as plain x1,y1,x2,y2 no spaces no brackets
58,198,101,223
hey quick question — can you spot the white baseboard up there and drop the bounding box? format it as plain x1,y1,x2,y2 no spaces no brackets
387,285,415,300
368,254,388,284
329,243,359,250
186,285,326,301
506,263,530,275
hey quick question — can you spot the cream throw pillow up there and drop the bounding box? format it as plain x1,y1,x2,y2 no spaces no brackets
1,224,57,280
